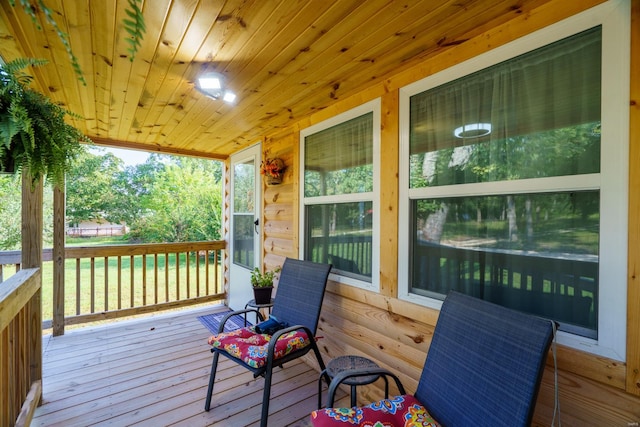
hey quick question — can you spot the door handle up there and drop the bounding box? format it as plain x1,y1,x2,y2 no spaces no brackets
254,218,259,234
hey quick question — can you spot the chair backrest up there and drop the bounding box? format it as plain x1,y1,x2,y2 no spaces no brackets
415,291,554,427
270,258,332,335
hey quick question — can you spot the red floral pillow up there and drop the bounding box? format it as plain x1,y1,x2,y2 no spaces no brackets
310,394,440,427
207,326,310,369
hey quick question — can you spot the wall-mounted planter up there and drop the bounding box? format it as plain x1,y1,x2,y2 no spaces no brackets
261,157,285,185
265,173,283,185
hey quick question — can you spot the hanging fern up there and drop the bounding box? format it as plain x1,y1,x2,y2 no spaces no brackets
123,0,146,62
1,59,90,188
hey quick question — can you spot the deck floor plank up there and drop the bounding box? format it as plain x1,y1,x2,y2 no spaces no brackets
33,306,343,427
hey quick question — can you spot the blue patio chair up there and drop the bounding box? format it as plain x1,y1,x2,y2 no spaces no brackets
311,291,555,427
205,257,332,427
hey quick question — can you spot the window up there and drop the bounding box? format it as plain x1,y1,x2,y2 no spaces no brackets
232,160,256,269
399,1,629,360
301,100,380,290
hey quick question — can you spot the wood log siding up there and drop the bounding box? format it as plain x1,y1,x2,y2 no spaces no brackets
0,268,42,427
260,2,640,424
0,241,225,333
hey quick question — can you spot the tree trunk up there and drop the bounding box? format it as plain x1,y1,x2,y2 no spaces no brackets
525,197,534,245
422,203,449,243
507,195,518,242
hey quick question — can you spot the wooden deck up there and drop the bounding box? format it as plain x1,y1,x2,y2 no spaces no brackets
32,305,346,426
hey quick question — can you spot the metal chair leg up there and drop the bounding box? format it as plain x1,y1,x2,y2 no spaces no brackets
204,351,220,411
260,367,273,427
317,368,327,409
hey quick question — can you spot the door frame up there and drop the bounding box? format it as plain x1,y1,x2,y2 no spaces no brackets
228,143,262,311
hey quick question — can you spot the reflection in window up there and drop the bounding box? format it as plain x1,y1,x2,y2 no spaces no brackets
306,202,373,281
304,113,374,197
406,27,602,339
302,105,378,289
410,27,601,188
410,192,599,338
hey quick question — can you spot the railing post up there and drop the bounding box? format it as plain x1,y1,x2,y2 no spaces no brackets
21,171,43,406
53,184,65,336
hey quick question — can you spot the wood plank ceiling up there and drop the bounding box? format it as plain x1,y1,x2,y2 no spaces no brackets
0,0,553,161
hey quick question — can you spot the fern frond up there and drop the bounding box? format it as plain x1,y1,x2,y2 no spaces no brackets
9,1,86,85
124,0,146,62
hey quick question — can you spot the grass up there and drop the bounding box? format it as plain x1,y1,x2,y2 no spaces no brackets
442,215,599,254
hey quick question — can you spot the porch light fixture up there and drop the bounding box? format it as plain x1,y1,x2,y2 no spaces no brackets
196,72,236,103
454,123,492,139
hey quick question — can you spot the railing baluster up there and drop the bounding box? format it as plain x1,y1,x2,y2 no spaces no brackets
142,254,147,307
176,253,180,301
130,255,134,308
104,256,109,312
205,250,210,295
75,259,81,315
154,254,159,305
164,253,169,303
215,250,219,294
186,251,190,299
117,257,122,310
196,251,201,297
90,258,95,314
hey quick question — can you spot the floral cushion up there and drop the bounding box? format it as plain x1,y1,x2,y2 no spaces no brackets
207,326,310,369
310,394,440,427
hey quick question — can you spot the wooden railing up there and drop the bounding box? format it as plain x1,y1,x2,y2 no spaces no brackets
0,241,226,334
309,235,373,277
0,268,42,427
413,241,598,338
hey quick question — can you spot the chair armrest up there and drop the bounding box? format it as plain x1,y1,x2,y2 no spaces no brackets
271,323,311,339
326,368,407,407
265,324,315,362
216,309,263,333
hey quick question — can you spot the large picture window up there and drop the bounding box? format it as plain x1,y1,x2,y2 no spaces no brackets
399,1,629,360
301,101,380,290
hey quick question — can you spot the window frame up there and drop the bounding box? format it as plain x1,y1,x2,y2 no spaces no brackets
398,0,629,361
300,99,381,291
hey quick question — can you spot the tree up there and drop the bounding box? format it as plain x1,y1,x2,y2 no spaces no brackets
109,156,166,226
66,149,123,226
129,157,222,242
0,173,23,249
0,172,53,250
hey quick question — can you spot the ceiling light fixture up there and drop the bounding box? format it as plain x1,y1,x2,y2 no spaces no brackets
196,72,236,103
454,123,492,139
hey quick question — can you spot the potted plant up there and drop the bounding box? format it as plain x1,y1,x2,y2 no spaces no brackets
250,266,281,304
260,157,285,185
0,58,88,188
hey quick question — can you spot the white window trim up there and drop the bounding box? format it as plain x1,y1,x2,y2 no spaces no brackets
398,0,629,361
300,99,381,291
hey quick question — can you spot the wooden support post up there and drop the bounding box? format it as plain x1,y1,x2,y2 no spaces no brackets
53,184,65,336
21,172,43,405
627,0,640,398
